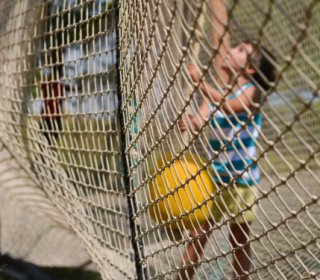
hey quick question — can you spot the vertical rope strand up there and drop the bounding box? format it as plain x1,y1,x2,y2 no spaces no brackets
115,1,146,279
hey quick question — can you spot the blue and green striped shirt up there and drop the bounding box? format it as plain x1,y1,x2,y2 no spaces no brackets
208,83,261,186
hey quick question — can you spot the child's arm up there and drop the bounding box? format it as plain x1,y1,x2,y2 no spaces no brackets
211,0,230,86
200,81,257,113
188,64,257,114
178,99,211,134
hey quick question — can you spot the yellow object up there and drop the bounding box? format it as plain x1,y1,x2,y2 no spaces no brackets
148,155,215,230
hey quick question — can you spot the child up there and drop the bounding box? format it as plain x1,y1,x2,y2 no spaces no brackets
177,0,276,279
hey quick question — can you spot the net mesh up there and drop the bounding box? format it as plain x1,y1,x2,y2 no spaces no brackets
0,0,319,279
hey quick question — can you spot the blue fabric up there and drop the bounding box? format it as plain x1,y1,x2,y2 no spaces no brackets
208,83,261,186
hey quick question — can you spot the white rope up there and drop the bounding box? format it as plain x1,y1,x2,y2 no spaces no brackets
0,0,319,279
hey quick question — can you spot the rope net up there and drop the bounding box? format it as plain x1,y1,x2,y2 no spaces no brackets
0,0,319,279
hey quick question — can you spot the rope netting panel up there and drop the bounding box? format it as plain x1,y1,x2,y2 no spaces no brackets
0,1,134,278
0,0,319,280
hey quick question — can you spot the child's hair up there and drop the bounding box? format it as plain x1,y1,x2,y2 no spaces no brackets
243,39,277,92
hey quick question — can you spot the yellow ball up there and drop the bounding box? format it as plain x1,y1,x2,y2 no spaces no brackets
148,156,214,230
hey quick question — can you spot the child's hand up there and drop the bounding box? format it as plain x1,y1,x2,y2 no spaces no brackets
187,64,201,83
178,114,200,134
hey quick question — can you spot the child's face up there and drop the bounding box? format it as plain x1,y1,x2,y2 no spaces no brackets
223,43,255,74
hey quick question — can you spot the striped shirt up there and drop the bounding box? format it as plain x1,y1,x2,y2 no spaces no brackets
208,83,261,186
